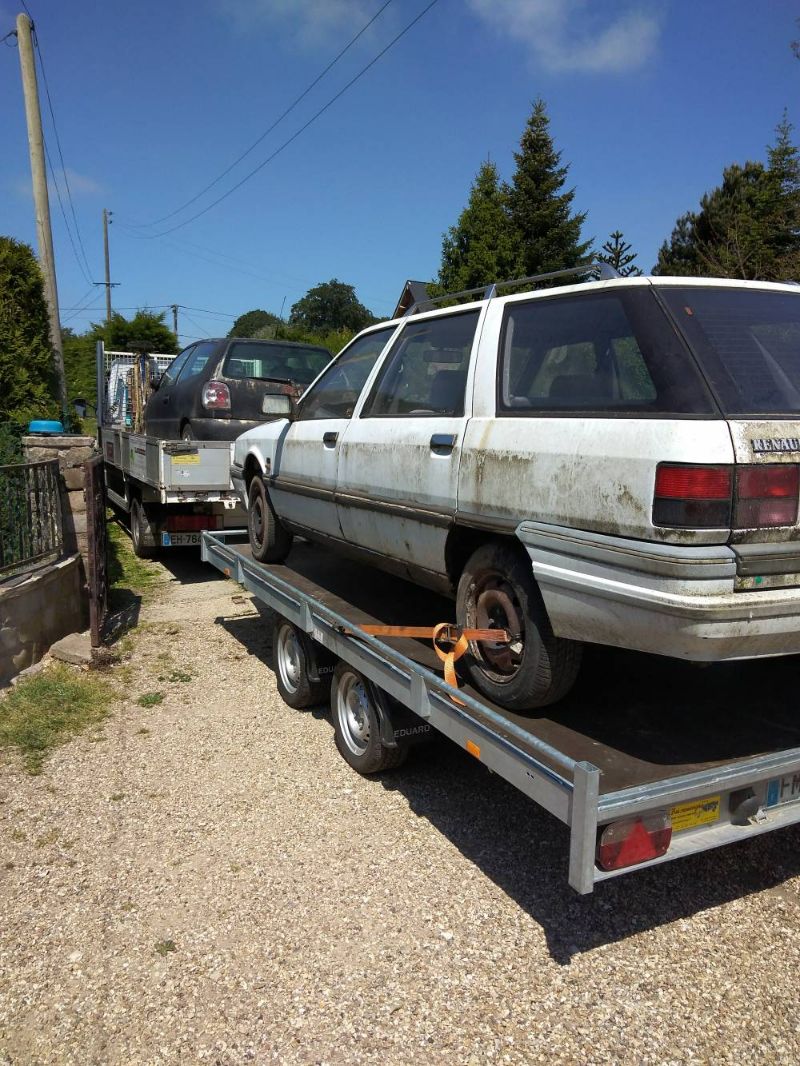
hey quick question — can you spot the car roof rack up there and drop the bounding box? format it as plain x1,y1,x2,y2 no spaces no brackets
402,260,621,317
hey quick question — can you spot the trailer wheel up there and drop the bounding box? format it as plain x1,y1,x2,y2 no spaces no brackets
273,618,329,709
457,541,582,710
130,497,160,559
248,475,293,563
331,663,407,774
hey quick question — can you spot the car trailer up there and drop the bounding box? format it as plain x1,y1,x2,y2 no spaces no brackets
202,529,800,894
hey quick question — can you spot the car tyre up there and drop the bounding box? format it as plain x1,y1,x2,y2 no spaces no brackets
457,541,582,710
130,497,160,559
273,618,329,708
181,423,195,441
248,474,293,563
331,663,407,774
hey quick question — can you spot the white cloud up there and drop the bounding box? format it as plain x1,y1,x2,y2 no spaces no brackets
10,168,104,201
467,0,661,74
61,168,104,196
218,0,382,48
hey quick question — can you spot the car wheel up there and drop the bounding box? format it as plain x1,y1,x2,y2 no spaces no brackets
456,541,582,710
273,618,329,708
247,474,293,563
331,663,407,774
181,423,195,441
130,497,160,559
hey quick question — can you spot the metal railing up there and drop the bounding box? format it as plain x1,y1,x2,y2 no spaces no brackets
0,460,63,577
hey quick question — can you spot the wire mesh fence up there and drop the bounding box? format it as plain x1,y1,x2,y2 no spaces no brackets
0,460,63,577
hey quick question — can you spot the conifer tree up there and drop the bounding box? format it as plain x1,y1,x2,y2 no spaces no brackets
438,161,519,292
507,99,592,276
597,231,642,276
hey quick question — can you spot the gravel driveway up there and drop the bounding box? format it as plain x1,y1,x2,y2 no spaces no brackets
1,552,800,1064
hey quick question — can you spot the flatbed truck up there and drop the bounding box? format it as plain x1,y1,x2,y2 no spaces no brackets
202,529,800,895
95,343,243,556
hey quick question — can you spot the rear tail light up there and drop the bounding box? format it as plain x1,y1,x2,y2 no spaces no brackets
165,514,222,532
597,813,672,872
202,380,230,411
735,465,799,528
653,463,800,529
653,464,732,528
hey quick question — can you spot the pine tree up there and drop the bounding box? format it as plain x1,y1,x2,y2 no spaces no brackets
507,99,592,277
438,161,519,292
766,111,800,278
597,231,642,276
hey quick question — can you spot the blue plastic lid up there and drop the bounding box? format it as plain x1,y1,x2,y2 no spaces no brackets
27,420,64,434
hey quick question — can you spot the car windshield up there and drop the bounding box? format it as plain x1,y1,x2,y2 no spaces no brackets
660,286,800,416
223,342,331,385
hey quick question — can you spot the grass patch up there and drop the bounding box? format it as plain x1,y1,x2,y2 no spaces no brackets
0,665,114,774
157,669,193,684
107,520,164,609
155,939,177,957
137,691,164,708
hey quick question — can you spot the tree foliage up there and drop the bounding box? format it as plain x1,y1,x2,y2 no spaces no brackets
655,116,800,280
597,231,642,276
228,308,281,337
289,279,375,334
0,236,57,426
438,161,519,292
507,99,592,277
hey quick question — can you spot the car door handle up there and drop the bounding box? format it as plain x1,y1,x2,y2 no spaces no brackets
323,431,338,446
430,433,456,452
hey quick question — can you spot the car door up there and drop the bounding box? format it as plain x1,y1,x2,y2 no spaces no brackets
269,326,397,541
143,344,195,438
336,308,482,577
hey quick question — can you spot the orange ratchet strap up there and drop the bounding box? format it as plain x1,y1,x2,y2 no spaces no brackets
355,622,512,703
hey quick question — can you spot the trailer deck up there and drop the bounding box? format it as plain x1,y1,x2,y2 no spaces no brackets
202,529,800,893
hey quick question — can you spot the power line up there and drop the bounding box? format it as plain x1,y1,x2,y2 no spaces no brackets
42,138,93,287
180,311,211,338
134,0,394,229
30,18,95,283
61,284,97,323
135,0,440,238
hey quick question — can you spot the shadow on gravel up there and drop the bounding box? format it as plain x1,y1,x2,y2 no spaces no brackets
157,548,228,586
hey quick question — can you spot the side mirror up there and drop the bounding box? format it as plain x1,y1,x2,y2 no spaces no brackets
73,397,88,419
261,394,295,419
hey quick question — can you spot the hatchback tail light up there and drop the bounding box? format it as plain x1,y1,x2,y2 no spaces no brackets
654,463,800,530
202,380,230,411
597,813,672,872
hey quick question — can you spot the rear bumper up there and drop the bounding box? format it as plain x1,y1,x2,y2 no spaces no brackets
517,522,800,661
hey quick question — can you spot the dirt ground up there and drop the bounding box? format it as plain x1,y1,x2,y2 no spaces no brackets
1,548,800,1065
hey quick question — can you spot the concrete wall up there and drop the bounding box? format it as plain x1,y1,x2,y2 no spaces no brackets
0,554,84,684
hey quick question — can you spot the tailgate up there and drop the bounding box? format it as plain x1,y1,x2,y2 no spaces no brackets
159,440,233,491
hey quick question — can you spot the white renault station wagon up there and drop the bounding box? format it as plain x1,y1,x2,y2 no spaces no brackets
232,268,800,711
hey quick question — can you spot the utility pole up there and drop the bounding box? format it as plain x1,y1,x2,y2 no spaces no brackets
97,207,119,321
16,12,68,425
171,304,178,338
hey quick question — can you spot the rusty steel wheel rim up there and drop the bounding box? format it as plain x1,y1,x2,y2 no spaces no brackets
473,576,524,677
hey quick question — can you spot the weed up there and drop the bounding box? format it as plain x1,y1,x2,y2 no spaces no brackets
136,727,151,736
155,939,177,957
35,829,60,847
137,692,164,708
157,669,193,684
10,828,25,842
110,793,124,802
0,665,114,774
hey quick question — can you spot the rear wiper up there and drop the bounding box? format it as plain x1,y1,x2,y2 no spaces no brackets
251,375,293,384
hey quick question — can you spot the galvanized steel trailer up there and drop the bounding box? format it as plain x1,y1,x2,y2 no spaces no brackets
202,529,800,894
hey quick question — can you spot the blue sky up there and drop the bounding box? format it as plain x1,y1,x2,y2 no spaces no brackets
1,0,798,344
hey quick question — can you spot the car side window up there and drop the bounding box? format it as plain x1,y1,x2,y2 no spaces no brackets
298,327,395,420
497,290,712,415
160,345,195,387
363,310,479,418
176,341,219,382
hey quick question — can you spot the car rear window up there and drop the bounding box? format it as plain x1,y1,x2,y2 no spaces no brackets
659,287,800,416
223,342,331,386
497,288,715,416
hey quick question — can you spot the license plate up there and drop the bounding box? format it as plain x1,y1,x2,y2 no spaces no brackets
766,772,800,808
161,532,202,546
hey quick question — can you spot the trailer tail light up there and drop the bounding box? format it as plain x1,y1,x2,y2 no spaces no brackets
202,380,230,410
734,465,799,528
653,464,732,528
166,514,221,532
597,813,672,872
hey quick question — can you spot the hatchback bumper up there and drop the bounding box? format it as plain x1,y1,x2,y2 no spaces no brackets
517,521,800,661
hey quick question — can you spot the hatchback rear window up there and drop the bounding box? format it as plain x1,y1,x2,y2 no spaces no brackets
497,288,715,416
223,343,331,386
659,287,800,416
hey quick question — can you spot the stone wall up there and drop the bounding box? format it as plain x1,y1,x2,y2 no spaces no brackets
0,555,84,684
21,434,98,578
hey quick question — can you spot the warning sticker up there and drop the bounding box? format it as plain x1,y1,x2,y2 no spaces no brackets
172,454,200,465
670,795,721,833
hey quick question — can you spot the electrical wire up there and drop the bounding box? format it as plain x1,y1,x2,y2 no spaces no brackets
135,0,440,238
180,311,212,338
134,0,394,229
60,285,98,323
43,138,94,287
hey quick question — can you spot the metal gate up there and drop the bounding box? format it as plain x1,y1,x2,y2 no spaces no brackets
84,455,108,647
